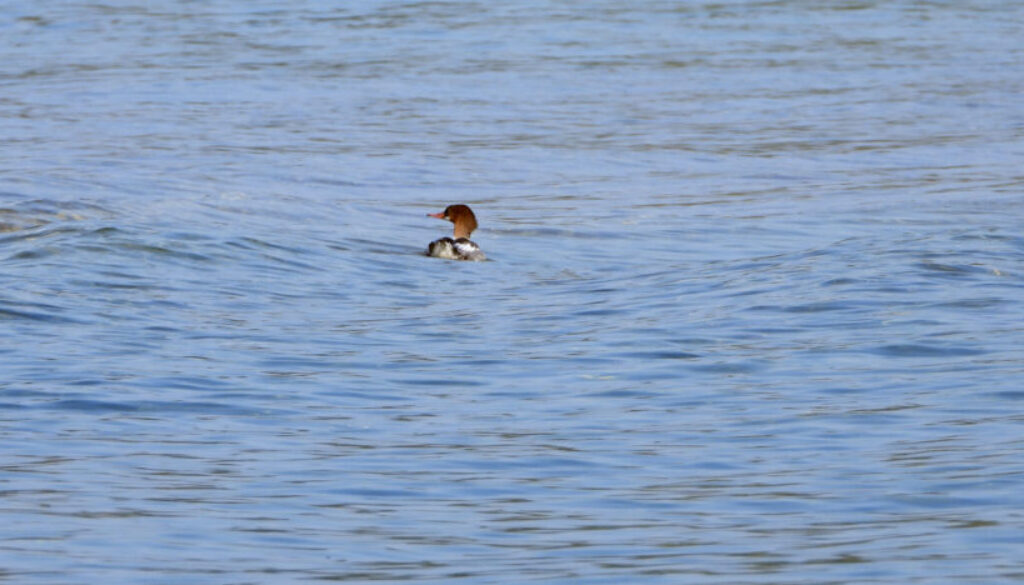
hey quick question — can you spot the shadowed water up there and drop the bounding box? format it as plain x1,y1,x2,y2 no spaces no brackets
2,1,1024,583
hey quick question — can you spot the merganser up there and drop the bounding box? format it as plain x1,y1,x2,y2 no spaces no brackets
426,204,486,261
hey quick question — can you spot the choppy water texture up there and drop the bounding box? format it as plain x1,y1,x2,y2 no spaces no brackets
3,1,1024,583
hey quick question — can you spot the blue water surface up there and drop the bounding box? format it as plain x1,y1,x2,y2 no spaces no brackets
2,1,1023,583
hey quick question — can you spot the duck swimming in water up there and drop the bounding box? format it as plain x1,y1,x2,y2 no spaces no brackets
426,204,486,261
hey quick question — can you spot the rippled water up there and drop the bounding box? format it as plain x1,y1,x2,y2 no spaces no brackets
3,1,1024,583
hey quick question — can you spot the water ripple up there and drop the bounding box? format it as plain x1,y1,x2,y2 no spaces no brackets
2,1,1024,584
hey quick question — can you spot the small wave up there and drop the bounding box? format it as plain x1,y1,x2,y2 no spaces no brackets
612,351,700,360
0,303,79,324
747,301,861,314
45,398,280,416
871,344,987,358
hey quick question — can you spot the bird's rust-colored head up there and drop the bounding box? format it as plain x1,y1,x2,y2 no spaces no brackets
427,204,479,239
